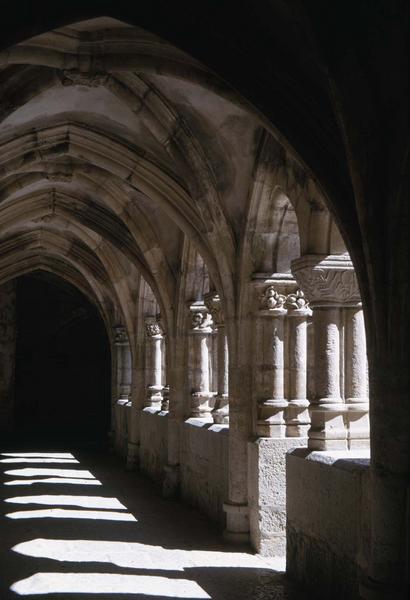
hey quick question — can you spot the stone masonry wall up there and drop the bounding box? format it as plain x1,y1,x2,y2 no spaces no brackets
180,420,229,526
286,448,370,599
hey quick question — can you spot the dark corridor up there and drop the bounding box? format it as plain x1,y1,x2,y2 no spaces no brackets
13,273,111,444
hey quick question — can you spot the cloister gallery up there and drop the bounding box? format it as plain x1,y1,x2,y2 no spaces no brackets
0,4,408,600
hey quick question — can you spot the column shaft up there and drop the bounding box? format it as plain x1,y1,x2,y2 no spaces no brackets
286,301,310,437
189,308,214,421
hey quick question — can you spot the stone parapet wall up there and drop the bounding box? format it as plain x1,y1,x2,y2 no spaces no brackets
139,408,168,481
180,419,229,526
286,448,370,599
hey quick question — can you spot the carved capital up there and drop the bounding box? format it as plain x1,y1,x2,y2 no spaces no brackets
291,254,361,307
113,325,128,345
259,286,286,310
204,292,224,326
191,310,213,330
285,289,309,310
145,316,164,337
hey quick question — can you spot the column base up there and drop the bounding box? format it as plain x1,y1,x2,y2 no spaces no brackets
256,399,288,437
162,464,180,498
146,385,163,409
213,407,229,424
190,392,214,421
212,394,229,424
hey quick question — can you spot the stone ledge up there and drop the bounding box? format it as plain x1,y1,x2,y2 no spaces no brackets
288,447,370,471
142,406,162,415
184,418,229,435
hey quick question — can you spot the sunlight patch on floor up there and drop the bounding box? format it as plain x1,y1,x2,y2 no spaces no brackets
6,508,137,521
5,468,96,478
11,572,211,597
5,494,127,510
1,453,76,459
4,477,102,486
12,538,286,572
0,458,79,464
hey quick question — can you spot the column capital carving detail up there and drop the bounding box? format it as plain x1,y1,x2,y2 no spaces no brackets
291,254,361,307
145,316,164,337
113,325,129,345
204,292,224,326
188,302,214,332
259,286,286,310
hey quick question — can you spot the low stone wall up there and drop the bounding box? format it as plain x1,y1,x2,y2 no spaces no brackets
180,419,229,526
248,437,308,556
139,408,168,481
114,400,131,458
286,448,370,600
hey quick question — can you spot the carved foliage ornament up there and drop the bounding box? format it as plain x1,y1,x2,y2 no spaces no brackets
204,293,224,325
294,267,360,305
114,326,128,344
191,310,213,330
145,318,164,337
285,289,308,310
259,286,286,310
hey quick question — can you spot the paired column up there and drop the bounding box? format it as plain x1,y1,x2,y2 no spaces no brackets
285,290,311,437
344,306,369,447
113,325,132,404
292,254,369,450
255,285,288,437
112,325,132,456
188,304,214,421
204,293,229,424
144,317,164,409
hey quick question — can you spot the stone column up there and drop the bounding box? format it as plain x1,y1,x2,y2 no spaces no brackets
292,254,368,450
344,305,369,447
114,326,132,403
285,290,311,437
113,325,132,456
255,285,288,437
205,293,229,424
188,305,214,421
248,279,309,556
144,317,164,409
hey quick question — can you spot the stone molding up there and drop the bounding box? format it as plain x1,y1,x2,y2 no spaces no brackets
291,254,361,307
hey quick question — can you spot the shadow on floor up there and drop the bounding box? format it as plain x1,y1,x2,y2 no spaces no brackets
0,445,302,600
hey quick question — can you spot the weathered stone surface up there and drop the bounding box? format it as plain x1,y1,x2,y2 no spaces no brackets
286,449,370,599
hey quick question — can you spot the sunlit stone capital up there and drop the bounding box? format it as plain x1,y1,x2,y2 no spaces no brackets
291,254,361,307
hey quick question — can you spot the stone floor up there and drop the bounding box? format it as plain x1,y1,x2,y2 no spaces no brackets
0,445,300,600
